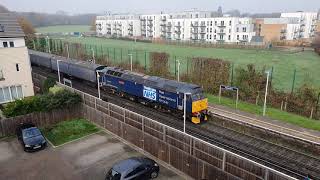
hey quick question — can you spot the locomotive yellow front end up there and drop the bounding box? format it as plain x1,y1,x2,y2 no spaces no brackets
191,97,208,124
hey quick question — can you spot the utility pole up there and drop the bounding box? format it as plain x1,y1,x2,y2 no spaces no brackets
176,59,181,82
263,71,271,116
183,92,191,133
91,48,95,64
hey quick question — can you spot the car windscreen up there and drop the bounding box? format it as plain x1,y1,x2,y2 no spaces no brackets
191,92,205,101
22,128,41,139
106,169,121,180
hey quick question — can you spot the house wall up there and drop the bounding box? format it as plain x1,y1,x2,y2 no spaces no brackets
0,46,34,104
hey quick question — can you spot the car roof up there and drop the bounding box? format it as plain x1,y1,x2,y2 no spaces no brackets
112,157,153,173
18,123,36,130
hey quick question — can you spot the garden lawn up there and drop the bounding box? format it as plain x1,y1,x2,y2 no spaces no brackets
36,25,91,33
42,118,100,146
61,37,320,91
207,94,320,131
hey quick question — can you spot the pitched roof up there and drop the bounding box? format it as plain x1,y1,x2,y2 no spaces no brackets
0,13,25,38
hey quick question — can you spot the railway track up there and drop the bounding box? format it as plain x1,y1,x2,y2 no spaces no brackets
32,66,320,179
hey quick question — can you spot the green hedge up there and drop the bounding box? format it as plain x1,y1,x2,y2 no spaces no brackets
3,90,81,118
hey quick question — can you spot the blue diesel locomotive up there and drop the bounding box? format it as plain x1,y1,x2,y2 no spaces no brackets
29,50,208,124
99,67,208,124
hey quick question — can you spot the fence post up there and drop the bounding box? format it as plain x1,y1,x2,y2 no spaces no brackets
120,48,123,62
291,69,297,94
230,63,234,86
144,51,147,71
222,152,226,171
270,66,274,89
174,56,177,78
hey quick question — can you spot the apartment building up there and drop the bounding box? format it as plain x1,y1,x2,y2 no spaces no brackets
255,18,301,42
281,12,318,38
96,14,141,38
0,13,34,104
96,11,256,43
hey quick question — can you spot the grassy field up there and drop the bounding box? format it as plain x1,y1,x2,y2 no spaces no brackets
207,94,320,131
36,25,91,33
42,118,100,146
61,37,320,91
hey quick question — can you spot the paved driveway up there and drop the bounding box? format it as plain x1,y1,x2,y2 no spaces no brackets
0,132,184,180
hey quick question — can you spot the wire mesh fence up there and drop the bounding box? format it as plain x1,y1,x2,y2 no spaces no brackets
28,37,320,120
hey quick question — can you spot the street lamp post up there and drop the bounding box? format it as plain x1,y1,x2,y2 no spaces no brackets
176,59,181,82
96,71,101,99
263,71,271,116
57,60,62,83
91,48,95,64
183,92,191,133
128,53,133,71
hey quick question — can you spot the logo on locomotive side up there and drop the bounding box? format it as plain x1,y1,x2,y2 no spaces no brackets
143,86,157,101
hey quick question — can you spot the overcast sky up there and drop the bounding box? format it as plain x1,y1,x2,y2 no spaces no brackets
2,0,320,15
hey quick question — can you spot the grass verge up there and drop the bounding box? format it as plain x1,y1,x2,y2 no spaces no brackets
42,118,100,146
207,94,320,132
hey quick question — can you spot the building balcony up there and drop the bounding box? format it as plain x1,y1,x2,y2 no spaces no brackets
167,24,172,27
161,17,166,21
128,32,133,36
160,23,166,26
141,18,146,21
107,27,111,30
239,39,248,42
217,39,225,42
217,32,226,35
217,24,226,28
148,19,153,22
148,29,153,32
147,24,153,27
200,31,206,34
167,31,172,34
175,30,181,34
107,32,111,35
175,24,181,28
299,28,304,32
200,23,206,27
191,23,199,27
191,37,199,41
161,28,166,32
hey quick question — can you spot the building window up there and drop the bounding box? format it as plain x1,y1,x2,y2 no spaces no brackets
236,28,239,32
228,35,231,40
210,35,212,40
207,34,209,39
214,35,216,40
210,21,213,26
229,21,232,26
9,41,14,47
243,27,247,32
207,28,209,33
3,42,8,48
0,85,23,104
210,28,212,33
215,21,217,25
214,29,216,33
237,35,239,40
221,21,224,26
229,29,231,33
220,35,224,40
16,64,20,71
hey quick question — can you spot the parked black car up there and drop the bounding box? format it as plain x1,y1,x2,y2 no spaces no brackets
105,157,160,180
16,123,47,152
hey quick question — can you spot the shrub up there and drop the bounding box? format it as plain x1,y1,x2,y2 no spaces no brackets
3,90,81,118
42,77,56,93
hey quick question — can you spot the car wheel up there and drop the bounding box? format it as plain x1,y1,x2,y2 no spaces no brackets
150,171,158,179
